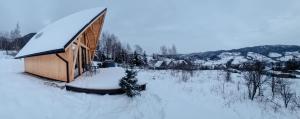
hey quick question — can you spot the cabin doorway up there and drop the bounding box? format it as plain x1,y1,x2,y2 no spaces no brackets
81,47,87,72
74,51,80,78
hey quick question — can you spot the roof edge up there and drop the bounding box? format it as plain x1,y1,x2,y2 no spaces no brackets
14,48,65,59
64,8,107,49
15,8,107,59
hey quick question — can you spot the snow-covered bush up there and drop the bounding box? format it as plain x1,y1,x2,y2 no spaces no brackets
119,69,141,97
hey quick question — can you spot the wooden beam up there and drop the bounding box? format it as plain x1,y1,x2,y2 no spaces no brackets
65,10,107,50
72,38,81,69
88,14,106,62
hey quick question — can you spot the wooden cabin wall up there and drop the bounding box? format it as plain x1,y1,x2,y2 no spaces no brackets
23,11,106,82
24,47,75,82
24,54,67,81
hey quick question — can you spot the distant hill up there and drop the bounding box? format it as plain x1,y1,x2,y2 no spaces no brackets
183,45,300,61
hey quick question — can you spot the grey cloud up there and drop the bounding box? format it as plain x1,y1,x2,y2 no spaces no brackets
1,0,300,54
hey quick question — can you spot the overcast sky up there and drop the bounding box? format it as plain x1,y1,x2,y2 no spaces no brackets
1,0,300,54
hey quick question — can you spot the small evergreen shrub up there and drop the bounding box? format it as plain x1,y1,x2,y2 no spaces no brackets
119,69,141,97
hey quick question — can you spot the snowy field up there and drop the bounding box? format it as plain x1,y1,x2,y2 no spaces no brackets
68,67,147,89
0,52,300,119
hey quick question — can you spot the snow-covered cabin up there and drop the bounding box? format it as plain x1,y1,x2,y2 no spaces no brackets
15,8,107,82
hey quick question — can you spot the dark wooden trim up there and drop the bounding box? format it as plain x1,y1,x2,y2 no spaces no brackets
138,84,147,91
15,48,65,59
83,32,87,45
65,84,147,95
74,50,81,79
77,50,81,76
56,54,70,83
66,85,125,95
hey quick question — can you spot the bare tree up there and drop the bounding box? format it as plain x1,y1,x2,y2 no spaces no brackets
10,23,22,51
160,45,168,55
100,32,118,59
267,63,281,99
124,44,132,64
97,32,148,67
142,51,148,67
134,44,143,55
224,59,233,82
169,44,177,55
225,71,231,82
10,23,21,40
126,44,132,54
271,76,279,99
244,71,259,100
243,61,264,100
278,79,295,108
0,33,5,50
112,41,122,62
291,96,300,110
0,32,11,54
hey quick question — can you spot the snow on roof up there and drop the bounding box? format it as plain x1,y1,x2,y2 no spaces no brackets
163,59,173,65
173,60,187,64
16,7,106,58
154,61,164,67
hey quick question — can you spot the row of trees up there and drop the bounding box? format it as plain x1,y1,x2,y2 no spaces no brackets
0,24,24,54
241,60,298,109
160,45,177,55
0,24,180,68
272,58,300,72
95,32,148,67
96,32,180,68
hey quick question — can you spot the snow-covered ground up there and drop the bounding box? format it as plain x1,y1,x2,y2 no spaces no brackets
68,67,147,89
194,53,248,67
0,52,300,119
0,51,14,59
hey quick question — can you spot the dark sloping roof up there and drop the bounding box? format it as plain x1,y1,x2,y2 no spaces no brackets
15,7,107,59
